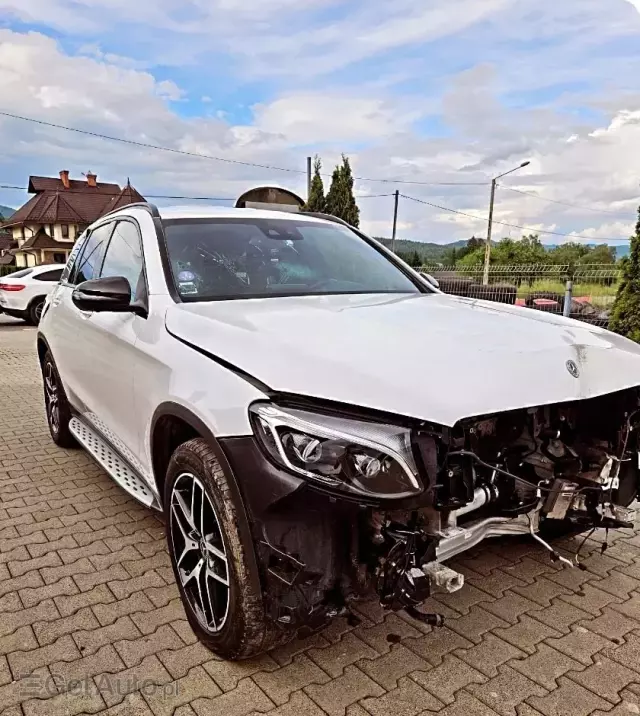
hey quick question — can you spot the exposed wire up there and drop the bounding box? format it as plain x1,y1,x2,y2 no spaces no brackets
0,111,488,187
400,193,629,242
496,184,631,216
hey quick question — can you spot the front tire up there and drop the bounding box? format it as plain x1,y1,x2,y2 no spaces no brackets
42,352,76,448
164,438,282,659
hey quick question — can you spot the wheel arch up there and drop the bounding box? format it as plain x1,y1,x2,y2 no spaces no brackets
36,332,52,366
150,402,262,594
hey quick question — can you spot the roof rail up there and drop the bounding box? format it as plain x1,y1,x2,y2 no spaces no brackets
100,201,161,220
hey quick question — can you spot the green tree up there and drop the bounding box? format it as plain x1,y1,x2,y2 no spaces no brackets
457,235,546,267
304,155,325,212
547,242,590,265
325,154,360,227
610,208,640,342
578,244,615,265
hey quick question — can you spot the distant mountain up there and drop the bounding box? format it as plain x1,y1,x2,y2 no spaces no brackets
375,237,469,261
544,242,630,259
0,205,14,220
377,237,631,262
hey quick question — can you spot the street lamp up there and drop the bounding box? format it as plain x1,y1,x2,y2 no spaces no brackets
482,160,531,285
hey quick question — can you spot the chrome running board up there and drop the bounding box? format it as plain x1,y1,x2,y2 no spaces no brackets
69,417,159,509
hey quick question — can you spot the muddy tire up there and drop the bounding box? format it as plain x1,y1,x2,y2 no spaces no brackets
42,351,77,449
164,438,285,659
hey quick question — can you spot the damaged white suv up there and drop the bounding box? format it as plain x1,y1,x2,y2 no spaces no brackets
37,203,639,659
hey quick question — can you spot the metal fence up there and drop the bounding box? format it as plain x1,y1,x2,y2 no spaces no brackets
421,264,621,329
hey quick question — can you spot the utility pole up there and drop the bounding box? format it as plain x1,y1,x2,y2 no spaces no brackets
482,160,531,285
482,179,497,286
306,157,312,201
391,190,399,253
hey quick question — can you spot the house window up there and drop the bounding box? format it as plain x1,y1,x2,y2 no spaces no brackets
53,253,66,264
61,225,69,239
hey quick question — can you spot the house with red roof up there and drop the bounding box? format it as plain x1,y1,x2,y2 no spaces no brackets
2,171,144,268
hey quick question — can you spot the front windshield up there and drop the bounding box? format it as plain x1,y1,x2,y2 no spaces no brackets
163,217,421,301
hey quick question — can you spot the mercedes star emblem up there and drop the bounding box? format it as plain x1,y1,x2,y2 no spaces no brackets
566,360,580,378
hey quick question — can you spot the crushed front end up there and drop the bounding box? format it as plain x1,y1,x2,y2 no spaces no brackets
220,388,640,634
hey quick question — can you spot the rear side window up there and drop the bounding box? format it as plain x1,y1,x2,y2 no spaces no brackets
34,269,63,282
7,268,33,279
70,223,114,285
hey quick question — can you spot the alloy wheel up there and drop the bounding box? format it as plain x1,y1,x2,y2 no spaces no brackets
44,362,59,435
34,301,44,322
170,472,230,632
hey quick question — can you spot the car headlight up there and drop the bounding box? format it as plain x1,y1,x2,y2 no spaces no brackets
249,403,422,499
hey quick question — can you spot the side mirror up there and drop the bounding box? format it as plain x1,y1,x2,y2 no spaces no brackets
420,272,440,289
72,276,134,313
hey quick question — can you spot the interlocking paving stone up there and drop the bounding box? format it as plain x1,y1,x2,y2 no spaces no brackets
527,676,612,716
567,655,639,703
411,654,487,704
307,632,378,678
360,676,444,716
253,654,331,705
493,615,563,655
304,665,384,716
508,643,583,690
356,643,431,690
457,633,526,677
546,625,616,666
468,665,548,716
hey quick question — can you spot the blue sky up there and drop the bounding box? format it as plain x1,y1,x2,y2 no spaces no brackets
0,0,639,243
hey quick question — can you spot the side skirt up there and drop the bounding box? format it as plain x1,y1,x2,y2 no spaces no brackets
69,417,161,510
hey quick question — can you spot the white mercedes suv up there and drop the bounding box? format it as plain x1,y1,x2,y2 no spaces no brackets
38,203,640,659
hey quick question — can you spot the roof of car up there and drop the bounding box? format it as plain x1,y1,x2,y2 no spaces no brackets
30,263,67,272
154,206,327,223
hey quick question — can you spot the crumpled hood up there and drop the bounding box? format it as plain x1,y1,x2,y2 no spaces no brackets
165,292,640,426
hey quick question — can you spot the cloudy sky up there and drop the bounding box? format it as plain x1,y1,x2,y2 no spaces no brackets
0,0,639,244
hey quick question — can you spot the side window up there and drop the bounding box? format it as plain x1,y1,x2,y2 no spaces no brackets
99,221,145,301
61,232,87,283
34,269,64,282
71,223,113,285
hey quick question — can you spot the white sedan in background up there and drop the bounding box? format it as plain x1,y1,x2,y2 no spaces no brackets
0,264,65,325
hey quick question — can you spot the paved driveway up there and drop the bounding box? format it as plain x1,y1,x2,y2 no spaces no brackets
1,319,640,716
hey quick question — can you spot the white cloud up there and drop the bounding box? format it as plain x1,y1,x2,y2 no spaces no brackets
0,2,640,249
251,93,421,144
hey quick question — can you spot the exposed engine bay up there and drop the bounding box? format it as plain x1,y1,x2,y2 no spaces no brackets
243,388,640,632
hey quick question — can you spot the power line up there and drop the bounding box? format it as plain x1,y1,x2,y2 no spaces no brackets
0,110,487,187
0,182,395,202
356,194,396,199
496,184,630,216
400,193,628,242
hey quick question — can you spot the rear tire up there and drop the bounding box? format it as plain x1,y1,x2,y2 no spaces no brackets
42,351,76,448
28,298,45,326
164,438,285,659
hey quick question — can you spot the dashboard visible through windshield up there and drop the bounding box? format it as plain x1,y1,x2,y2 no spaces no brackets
162,217,421,301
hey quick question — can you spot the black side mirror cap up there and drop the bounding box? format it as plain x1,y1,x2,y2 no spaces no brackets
72,276,139,314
